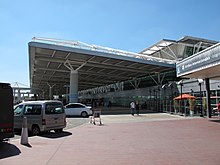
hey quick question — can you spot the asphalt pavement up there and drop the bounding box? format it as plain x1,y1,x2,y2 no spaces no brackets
12,117,90,140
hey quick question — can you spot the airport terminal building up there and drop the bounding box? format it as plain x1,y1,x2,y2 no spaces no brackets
28,36,220,117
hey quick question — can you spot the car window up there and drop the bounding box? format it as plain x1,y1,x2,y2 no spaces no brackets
76,104,85,108
66,104,74,108
66,104,85,108
14,105,23,115
24,105,42,115
45,103,64,114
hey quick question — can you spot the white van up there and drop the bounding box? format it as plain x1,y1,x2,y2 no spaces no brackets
14,100,66,135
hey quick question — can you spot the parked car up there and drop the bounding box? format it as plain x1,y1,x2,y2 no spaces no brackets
64,103,92,117
14,100,66,135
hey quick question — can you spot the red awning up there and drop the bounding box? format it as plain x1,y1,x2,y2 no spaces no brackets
173,94,196,100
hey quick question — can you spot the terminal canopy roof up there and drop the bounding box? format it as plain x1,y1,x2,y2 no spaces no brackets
139,36,218,61
28,37,176,95
176,43,220,80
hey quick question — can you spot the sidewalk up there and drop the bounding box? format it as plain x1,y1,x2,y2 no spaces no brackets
1,113,220,165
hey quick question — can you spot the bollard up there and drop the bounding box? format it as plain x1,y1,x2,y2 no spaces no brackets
20,117,28,145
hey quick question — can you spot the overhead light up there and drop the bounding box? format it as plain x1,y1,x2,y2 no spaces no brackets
177,80,183,85
168,82,173,87
161,84,166,88
198,79,204,83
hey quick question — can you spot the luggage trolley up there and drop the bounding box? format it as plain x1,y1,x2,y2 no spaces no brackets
90,108,102,125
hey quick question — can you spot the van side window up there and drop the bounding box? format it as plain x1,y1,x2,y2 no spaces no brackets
24,105,42,115
45,103,64,114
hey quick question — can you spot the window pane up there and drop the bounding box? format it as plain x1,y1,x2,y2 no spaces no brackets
24,105,32,115
14,105,23,115
45,103,64,114
33,105,42,115
70,104,76,108
75,104,84,108
23,105,42,115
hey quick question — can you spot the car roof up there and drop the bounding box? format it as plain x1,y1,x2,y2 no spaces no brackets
19,100,62,105
66,103,84,105
65,103,90,106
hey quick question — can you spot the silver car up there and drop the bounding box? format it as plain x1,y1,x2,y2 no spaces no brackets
64,103,92,117
14,100,66,135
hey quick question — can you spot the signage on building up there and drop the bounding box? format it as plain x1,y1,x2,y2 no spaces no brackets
176,43,220,77
79,82,124,96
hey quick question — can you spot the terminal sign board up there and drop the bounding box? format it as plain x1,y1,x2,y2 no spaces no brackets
176,43,220,77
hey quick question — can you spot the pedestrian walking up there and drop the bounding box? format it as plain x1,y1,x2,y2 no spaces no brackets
130,101,135,116
136,101,140,115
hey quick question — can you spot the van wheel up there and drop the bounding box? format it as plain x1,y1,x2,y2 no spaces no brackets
32,125,40,136
81,111,88,118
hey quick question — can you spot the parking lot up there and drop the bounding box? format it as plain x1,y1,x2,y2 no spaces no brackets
12,113,184,140
12,117,90,140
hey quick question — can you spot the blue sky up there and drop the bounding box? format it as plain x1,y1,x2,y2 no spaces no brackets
1,0,220,86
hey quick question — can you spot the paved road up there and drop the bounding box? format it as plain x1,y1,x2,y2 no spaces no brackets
12,113,193,140
12,117,90,140
65,117,90,129
1,113,220,165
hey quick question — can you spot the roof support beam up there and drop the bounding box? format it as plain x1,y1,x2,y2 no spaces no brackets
64,59,74,70
36,56,167,74
129,78,141,89
34,67,130,80
160,49,176,60
164,42,177,59
149,72,166,86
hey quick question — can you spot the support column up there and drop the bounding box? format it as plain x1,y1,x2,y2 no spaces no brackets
63,85,69,104
47,83,55,100
69,70,78,103
64,60,86,103
205,78,212,118
49,87,53,100
18,89,21,102
42,91,45,99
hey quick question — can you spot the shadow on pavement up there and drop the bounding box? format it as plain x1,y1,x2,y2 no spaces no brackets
66,116,90,118
14,129,35,138
21,143,32,148
0,142,21,159
39,131,72,139
210,119,220,123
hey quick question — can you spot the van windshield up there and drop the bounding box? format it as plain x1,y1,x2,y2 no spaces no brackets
45,103,64,114
14,105,23,115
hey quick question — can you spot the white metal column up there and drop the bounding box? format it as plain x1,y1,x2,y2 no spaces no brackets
64,60,87,103
47,83,55,100
69,70,78,103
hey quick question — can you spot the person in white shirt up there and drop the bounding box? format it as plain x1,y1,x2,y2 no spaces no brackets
130,101,135,116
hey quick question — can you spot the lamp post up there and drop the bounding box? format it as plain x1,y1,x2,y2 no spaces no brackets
191,89,194,95
198,79,204,117
177,80,184,116
158,87,161,112
154,88,157,112
149,89,152,110
162,84,166,112
168,82,173,113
